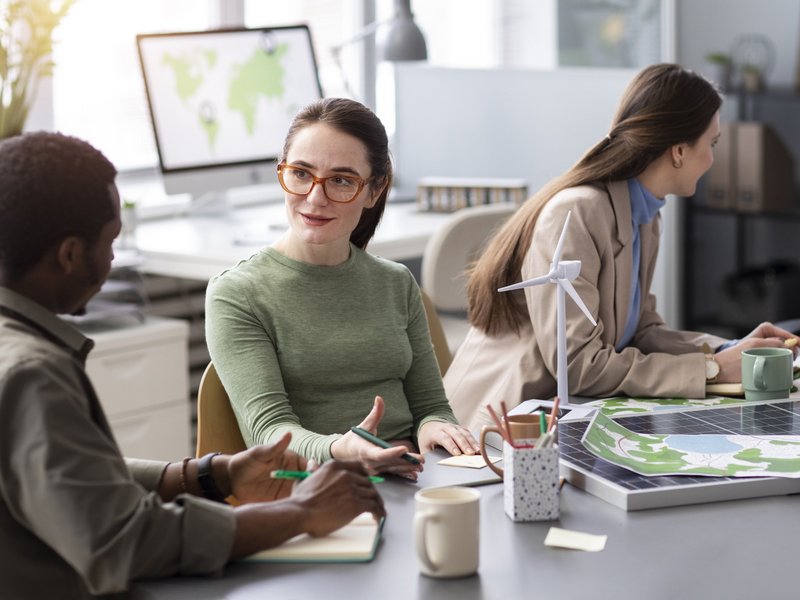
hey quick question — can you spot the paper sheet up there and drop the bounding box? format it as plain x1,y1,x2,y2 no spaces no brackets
544,527,607,552
438,454,500,469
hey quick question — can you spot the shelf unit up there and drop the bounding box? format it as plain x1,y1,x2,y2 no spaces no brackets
683,88,800,337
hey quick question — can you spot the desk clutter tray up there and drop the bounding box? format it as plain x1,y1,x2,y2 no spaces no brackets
559,399,800,511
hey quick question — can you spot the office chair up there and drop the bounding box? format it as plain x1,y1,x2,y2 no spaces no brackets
421,203,518,354
420,288,452,375
196,362,247,458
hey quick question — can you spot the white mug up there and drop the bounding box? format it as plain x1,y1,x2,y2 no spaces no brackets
413,486,480,578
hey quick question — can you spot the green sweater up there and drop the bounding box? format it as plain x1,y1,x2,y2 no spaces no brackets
205,244,456,462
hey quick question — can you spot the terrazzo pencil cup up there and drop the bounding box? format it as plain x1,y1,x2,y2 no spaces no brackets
503,441,560,522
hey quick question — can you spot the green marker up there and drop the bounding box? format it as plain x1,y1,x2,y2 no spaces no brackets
271,470,384,484
539,411,547,435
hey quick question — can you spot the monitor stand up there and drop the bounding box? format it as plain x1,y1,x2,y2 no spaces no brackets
187,190,233,217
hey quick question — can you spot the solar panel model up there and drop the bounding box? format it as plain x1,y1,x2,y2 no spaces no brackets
559,399,800,510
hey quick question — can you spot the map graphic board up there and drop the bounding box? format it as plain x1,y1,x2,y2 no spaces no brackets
137,26,321,171
558,399,800,510
584,395,756,418
582,410,800,478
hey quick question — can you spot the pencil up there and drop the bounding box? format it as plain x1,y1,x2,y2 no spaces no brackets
500,400,512,443
548,396,561,433
271,470,385,484
487,404,514,447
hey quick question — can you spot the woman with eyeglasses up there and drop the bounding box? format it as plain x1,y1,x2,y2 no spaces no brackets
206,98,478,479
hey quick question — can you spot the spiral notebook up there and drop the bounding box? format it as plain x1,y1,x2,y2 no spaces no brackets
246,512,383,563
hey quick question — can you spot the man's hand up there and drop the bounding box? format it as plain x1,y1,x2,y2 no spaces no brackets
226,432,307,504
228,456,386,559
291,460,386,538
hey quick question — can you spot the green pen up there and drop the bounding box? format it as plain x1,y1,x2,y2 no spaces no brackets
271,469,385,484
350,426,421,464
539,411,547,435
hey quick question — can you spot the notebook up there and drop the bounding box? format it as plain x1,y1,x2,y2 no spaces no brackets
246,512,383,563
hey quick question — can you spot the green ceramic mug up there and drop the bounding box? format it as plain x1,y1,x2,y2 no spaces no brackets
741,347,793,401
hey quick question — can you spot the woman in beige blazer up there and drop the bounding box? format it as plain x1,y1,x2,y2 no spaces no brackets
446,64,799,430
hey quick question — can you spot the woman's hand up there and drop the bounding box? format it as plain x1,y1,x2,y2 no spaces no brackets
714,322,799,383
417,421,480,455
742,322,800,351
330,396,424,481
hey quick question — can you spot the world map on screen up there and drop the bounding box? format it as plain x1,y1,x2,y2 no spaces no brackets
160,43,290,150
139,28,321,170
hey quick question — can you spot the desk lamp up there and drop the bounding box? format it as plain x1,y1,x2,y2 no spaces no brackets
498,211,598,404
382,0,427,61
331,0,427,99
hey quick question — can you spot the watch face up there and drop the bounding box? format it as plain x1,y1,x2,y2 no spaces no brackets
706,358,720,379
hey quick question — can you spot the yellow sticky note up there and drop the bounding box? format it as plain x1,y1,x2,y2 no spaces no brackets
438,455,500,469
544,527,607,552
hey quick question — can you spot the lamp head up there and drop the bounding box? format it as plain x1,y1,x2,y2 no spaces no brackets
381,0,427,61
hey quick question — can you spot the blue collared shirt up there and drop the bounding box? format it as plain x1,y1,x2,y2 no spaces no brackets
616,178,665,351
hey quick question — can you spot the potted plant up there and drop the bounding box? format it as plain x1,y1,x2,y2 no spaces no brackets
0,0,75,139
741,63,763,93
704,52,732,91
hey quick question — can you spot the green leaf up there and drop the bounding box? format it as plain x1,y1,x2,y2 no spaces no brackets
0,0,75,136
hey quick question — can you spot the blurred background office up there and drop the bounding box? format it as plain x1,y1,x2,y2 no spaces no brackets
10,0,800,459
25,0,798,327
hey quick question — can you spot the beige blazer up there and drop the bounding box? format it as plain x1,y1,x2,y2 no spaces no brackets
445,181,726,430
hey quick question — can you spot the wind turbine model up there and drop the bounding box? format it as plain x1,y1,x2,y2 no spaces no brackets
498,211,597,404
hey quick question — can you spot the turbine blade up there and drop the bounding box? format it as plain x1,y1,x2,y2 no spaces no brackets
558,279,597,326
551,210,572,267
498,274,551,292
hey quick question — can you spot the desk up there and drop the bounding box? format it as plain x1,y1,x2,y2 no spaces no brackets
132,462,799,599
133,201,451,281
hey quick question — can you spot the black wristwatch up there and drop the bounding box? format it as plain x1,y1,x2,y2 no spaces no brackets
197,452,227,502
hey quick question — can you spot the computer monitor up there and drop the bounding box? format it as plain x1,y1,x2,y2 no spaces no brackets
136,26,323,209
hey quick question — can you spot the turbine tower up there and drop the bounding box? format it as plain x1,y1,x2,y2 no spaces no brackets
498,211,597,403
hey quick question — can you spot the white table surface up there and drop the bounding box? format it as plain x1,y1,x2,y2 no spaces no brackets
131,200,451,281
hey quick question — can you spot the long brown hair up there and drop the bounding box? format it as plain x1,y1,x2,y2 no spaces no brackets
467,63,722,335
280,97,393,249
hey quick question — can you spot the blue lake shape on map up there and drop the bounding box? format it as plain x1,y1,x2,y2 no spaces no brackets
664,435,743,454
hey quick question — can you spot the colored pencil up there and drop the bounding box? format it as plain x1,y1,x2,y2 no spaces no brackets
487,404,514,447
547,396,561,433
500,400,512,443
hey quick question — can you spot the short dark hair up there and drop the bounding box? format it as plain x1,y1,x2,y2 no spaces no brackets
280,98,393,249
0,131,117,281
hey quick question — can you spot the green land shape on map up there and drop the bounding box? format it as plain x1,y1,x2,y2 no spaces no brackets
161,50,217,102
161,44,288,149
228,44,288,135
588,396,748,417
582,410,800,477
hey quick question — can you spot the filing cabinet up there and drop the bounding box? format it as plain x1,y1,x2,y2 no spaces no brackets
83,316,191,460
